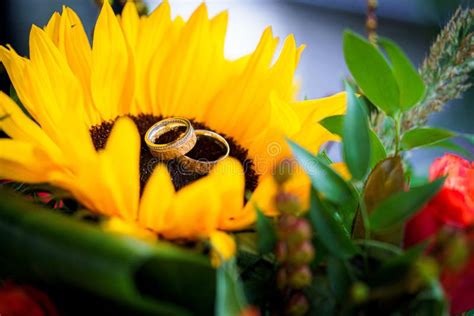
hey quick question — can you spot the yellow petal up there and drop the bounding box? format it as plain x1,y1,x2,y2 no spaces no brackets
222,175,277,231
120,2,140,48
162,177,220,239
91,1,134,120
291,123,339,154
156,4,224,119
44,12,61,45
270,34,302,101
0,46,39,122
210,231,236,267
0,140,55,183
270,92,301,136
331,162,352,181
99,117,140,220
208,158,245,228
205,27,279,144
25,26,95,163
102,217,155,241
138,164,175,231
292,91,347,123
59,7,97,124
0,92,61,159
139,1,174,114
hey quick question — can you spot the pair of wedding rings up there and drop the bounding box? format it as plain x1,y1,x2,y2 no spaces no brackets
144,117,230,174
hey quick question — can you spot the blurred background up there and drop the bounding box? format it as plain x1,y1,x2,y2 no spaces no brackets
0,0,472,176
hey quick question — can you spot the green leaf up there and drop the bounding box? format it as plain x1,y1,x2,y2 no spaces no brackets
370,242,427,286
412,281,449,316
215,259,247,316
401,127,455,150
342,82,371,180
369,178,445,232
320,115,386,168
369,130,387,168
316,150,333,164
288,140,353,204
379,37,426,110
0,190,215,315
428,139,473,159
320,115,344,135
255,208,276,255
327,256,352,301
343,30,399,116
321,193,357,235
309,189,358,259
461,133,474,146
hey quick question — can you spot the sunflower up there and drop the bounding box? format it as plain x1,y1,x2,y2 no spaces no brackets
0,1,346,255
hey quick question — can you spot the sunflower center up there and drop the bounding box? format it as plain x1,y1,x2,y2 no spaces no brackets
90,114,259,193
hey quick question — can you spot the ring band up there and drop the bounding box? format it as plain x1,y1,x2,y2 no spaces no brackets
177,129,230,174
145,117,197,160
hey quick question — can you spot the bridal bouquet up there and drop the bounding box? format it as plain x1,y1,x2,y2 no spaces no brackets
0,1,472,315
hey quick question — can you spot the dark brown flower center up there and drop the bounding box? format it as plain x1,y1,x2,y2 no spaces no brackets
90,114,259,193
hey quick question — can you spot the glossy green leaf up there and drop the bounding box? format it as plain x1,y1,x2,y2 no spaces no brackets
369,178,445,232
309,189,358,259
342,82,371,180
379,37,426,110
288,140,353,204
255,208,276,255
343,30,399,116
401,127,455,150
320,115,386,168
215,259,247,316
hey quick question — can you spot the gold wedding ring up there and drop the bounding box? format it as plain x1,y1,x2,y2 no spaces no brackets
145,117,196,160
177,129,230,174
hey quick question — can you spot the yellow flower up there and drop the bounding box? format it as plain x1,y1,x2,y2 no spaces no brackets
0,2,345,250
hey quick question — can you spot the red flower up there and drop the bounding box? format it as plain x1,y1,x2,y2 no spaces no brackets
0,281,59,316
405,154,474,247
405,154,474,314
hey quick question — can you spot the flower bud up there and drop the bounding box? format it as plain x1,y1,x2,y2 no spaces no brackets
275,241,288,263
286,219,312,246
287,241,315,265
407,257,439,292
443,234,469,270
286,292,309,316
416,257,439,284
350,282,369,304
275,192,301,215
277,215,299,239
288,265,312,289
273,159,295,185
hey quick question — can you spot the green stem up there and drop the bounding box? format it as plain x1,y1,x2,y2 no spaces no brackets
359,196,370,241
358,194,371,275
394,114,402,155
